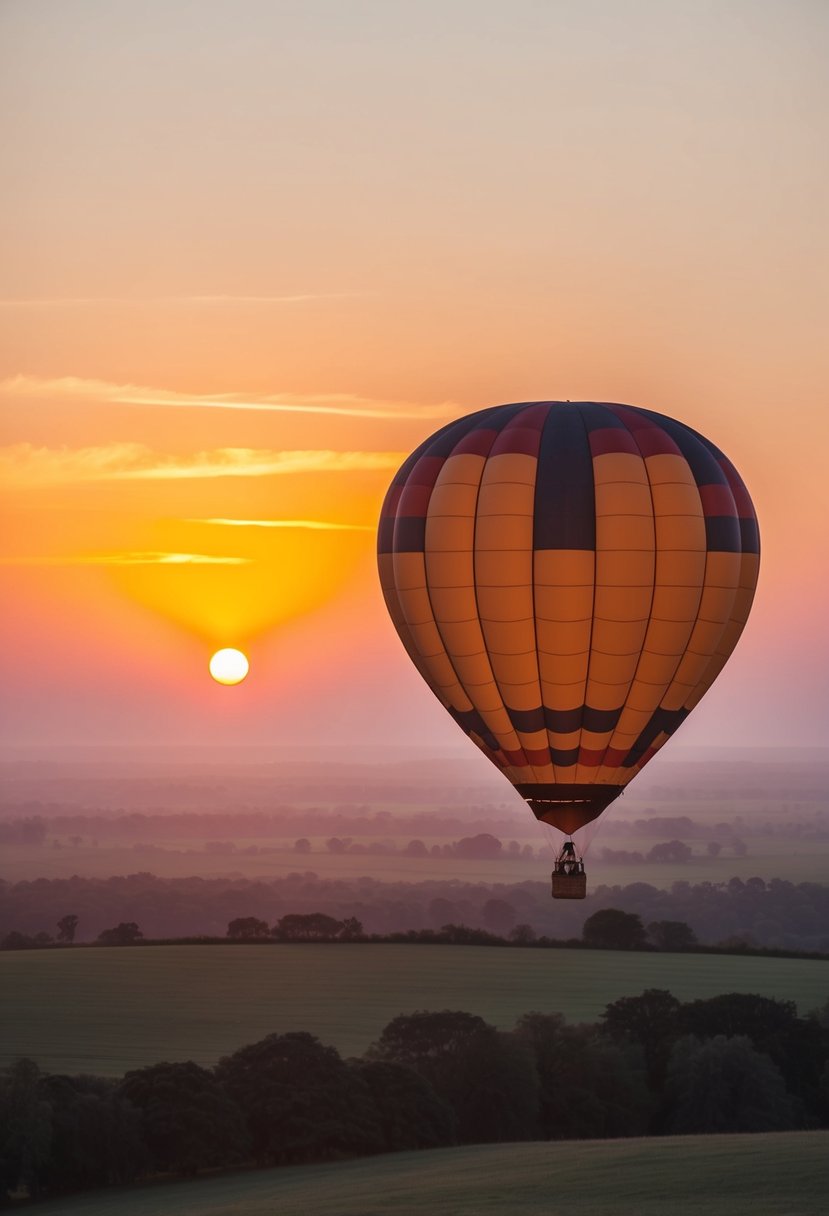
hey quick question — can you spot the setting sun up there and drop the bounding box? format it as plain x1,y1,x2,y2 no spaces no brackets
208,648,249,686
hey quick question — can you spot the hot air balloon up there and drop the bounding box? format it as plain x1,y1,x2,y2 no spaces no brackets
377,402,759,898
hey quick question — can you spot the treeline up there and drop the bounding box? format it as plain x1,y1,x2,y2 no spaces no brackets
3,908,825,962
2,873,829,951
3,809,827,849
3,989,828,1203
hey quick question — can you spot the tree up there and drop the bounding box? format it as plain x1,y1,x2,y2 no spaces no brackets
38,1073,144,1193
601,989,682,1088
56,915,79,944
349,1061,453,1151
509,923,537,944
679,992,829,1118
453,833,502,860
226,916,270,939
706,841,722,858
216,1032,379,1163
0,1058,52,1199
646,840,692,864
96,922,143,946
369,1010,539,1143
293,838,311,854
404,839,428,857
583,908,648,950
325,837,350,854
120,1061,248,1174
647,920,698,952
2,931,35,950
339,916,364,940
664,1035,794,1133
809,996,829,1030
482,898,517,936
515,1013,651,1139
273,913,344,940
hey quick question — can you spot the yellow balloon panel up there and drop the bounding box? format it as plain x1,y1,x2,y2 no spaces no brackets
378,402,759,834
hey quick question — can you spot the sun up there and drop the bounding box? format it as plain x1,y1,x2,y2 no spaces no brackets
208,648,250,686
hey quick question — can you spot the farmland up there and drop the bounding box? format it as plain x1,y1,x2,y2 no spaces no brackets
26,1133,829,1216
1,943,825,1076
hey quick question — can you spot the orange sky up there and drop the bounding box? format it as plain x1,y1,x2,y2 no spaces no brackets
1,0,827,752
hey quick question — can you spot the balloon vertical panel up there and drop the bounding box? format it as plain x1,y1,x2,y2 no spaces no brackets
378,401,759,836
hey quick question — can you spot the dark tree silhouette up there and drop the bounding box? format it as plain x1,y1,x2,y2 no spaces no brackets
601,989,682,1088
56,915,78,944
453,833,502,860
1,931,36,951
664,1035,794,1133
339,916,364,940
96,922,143,946
515,1012,651,1139
120,1061,248,1174
39,1073,143,1192
273,913,344,940
679,992,829,1118
509,923,537,943
0,1059,52,1199
226,917,270,939
583,908,648,950
349,1060,454,1150
216,1032,379,1163
369,1010,539,1143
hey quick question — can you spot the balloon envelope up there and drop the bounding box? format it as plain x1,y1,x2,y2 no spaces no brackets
378,402,759,834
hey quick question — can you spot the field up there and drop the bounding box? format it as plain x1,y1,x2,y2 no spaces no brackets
2,944,826,1076
27,1133,829,1216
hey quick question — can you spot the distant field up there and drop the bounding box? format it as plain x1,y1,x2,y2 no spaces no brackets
27,1133,829,1216
3,834,828,887
1,944,826,1076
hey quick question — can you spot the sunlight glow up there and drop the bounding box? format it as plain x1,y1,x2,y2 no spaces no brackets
208,648,250,686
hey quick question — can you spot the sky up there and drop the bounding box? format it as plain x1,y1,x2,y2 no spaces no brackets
1,0,827,756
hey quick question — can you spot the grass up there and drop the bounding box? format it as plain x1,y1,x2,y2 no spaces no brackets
1,944,826,1076
26,1132,829,1216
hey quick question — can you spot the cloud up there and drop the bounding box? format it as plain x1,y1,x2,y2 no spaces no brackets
0,293,359,307
0,552,249,566
190,518,375,531
0,443,404,486
0,374,458,421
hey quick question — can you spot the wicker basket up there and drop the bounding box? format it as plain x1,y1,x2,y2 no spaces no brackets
551,871,587,900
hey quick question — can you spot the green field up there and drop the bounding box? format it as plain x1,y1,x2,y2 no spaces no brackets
26,1133,829,1216
1,944,826,1076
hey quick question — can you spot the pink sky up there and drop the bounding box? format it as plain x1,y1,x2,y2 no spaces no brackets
1,1,827,753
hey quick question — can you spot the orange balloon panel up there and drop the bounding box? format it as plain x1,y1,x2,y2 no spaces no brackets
378,402,759,835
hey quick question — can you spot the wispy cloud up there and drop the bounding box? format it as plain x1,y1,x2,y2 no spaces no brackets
0,374,458,421
0,443,404,486
0,293,359,307
190,518,375,532
0,551,249,566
